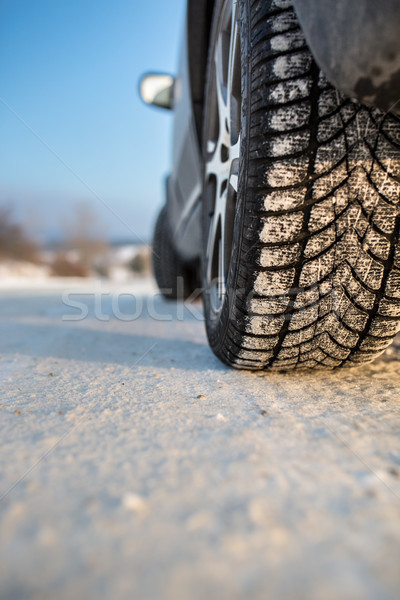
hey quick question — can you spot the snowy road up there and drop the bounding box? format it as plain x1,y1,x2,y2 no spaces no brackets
0,278,400,600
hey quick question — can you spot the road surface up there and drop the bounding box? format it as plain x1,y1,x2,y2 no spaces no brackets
0,278,399,600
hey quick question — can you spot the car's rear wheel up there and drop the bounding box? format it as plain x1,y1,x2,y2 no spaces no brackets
202,0,400,370
153,206,199,300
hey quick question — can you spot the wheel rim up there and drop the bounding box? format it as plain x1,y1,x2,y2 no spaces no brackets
205,0,241,317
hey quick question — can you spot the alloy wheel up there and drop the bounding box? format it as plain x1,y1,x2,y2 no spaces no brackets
204,0,241,317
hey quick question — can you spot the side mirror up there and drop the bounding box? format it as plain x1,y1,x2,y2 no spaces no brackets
139,73,175,110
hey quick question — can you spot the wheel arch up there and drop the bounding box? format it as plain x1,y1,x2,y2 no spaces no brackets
292,0,400,113
187,0,400,117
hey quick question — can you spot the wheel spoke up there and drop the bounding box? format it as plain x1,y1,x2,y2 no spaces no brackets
227,2,239,108
229,134,240,192
206,144,221,179
215,37,229,138
227,2,240,143
230,133,240,163
206,209,219,284
215,35,226,94
218,198,226,298
207,139,217,155
229,172,238,193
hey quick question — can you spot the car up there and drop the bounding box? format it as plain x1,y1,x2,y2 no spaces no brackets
140,0,400,371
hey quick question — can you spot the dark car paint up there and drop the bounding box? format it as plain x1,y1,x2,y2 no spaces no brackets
163,1,213,265
293,0,400,114
167,0,400,264
166,12,203,264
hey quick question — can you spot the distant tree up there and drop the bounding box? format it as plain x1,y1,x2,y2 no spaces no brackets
51,254,89,277
0,206,39,262
61,202,109,271
129,253,146,274
129,248,151,274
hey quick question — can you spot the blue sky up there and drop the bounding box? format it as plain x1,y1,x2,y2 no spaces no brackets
0,0,186,242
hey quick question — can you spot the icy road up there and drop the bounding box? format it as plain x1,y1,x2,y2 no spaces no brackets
0,278,399,600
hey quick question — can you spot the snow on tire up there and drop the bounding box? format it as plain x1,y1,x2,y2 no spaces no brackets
202,0,400,370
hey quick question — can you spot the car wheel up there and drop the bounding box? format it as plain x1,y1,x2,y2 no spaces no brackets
152,206,199,300
201,0,400,370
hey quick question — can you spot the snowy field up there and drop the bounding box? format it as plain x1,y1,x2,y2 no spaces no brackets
0,277,400,600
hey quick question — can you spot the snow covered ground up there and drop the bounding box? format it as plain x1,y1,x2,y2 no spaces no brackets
0,277,399,600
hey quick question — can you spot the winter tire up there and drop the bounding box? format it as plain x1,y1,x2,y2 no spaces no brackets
152,206,199,300
201,0,400,370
